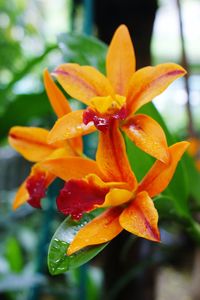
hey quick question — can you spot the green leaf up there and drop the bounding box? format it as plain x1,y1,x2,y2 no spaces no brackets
0,91,52,140
154,195,176,219
162,153,189,218
48,212,108,275
125,137,154,182
183,153,200,204
3,45,57,93
126,102,190,219
58,32,107,73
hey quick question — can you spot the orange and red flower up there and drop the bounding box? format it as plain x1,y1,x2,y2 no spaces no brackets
41,121,189,255
48,25,186,163
9,24,189,260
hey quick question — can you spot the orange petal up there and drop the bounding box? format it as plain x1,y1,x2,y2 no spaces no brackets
119,191,160,242
53,63,114,105
96,121,137,189
48,110,96,144
44,147,74,159
43,69,72,118
138,141,190,197
13,164,55,210
13,181,29,210
121,114,169,163
68,137,83,155
106,24,136,95
9,126,58,162
126,63,186,114
86,174,129,190
67,207,123,255
100,188,133,208
43,69,83,153
40,157,103,181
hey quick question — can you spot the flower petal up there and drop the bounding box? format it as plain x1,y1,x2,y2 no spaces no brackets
126,63,186,114
68,137,83,155
13,164,55,210
67,207,123,255
57,177,109,220
48,110,96,144
85,174,129,190
100,188,133,207
43,69,72,118
119,191,160,242
44,69,83,154
121,114,169,163
12,181,29,210
26,168,54,209
53,63,114,105
138,141,190,197
9,126,58,162
40,157,103,181
106,24,136,95
96,121,137,189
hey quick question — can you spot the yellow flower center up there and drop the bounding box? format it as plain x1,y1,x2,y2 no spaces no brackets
91,94,126,114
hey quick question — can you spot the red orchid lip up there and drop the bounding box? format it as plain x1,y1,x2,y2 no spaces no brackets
26,172,46,209
56,178,109,220
83,107,127,132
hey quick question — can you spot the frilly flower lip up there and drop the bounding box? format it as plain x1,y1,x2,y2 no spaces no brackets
83,105,127,132
48,24,186,164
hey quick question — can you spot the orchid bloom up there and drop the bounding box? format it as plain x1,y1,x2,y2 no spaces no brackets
48,24,186,164
9,70,82,210
40,121,189,255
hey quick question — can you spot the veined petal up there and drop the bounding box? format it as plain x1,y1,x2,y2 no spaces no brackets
53,63,114,105
43,69,72,118
67,207,123,255
13,164,55,210
121,114,169,163
119,191,160,242
40,157,103,181
138,141,190,197
9,126,58,162
96,121,137,189
126,63,186,114
100,188,133,207
48,110,95,144
106,24,136,95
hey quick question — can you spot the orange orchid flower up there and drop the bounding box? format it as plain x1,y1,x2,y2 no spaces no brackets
9,70,82,210
48,24,186,164
40,121,189,255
